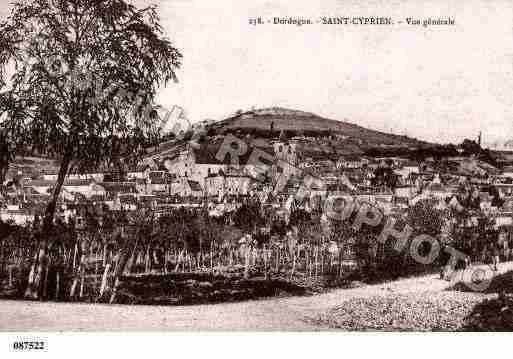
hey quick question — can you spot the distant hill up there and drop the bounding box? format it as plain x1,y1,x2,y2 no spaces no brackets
210,107,425,148
142,107,431,164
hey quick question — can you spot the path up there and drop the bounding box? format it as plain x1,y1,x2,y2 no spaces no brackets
2,262,512,330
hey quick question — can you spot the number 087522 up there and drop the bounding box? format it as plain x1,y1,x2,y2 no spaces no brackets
12,341,45,350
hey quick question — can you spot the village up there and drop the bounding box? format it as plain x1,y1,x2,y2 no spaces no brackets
1,129,512,228
2,0,513,337
2,124,513,270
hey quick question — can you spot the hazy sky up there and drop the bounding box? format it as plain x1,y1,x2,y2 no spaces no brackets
148,0,513,145
2,0,513,144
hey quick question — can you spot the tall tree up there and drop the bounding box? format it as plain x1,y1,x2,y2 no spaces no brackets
0,91,23,187
0,0,181,299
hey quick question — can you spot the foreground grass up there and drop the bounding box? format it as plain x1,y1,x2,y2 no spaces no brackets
316,291,487,331
316,270,513,331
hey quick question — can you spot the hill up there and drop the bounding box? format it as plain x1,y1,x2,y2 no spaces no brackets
209,107,425,148
143,107,431,163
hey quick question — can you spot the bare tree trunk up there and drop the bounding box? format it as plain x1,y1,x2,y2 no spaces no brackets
109,244,131,304
321,250,324,275
95,250,99,290
210,242,214,274
102,243,108,267
42,257,50,301
25,154,71,300
72,242,77,271
290,248,296,280
24,246,46,300
263,245,269,280
314,246,319,278
0,239,4,276
275,248,279,273
8,265,13,287
55,272,60,301
244,246,250,279
126,236,140,275
164,250,168,274
338,246,344,277
144,246,151,274
26,252,37,292
174,250,184,272
79,269,85,299
307,249,311,279
70,238,87,299
99,263,111,297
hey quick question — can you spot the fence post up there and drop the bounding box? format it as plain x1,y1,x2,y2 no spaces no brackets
99,263,111,297
8,265,13,287
0,239,4,276
55,271,60,301
314,246,319,278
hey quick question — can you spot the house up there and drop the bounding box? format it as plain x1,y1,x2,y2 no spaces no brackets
127,165,151,180
204,172,224,198
138,194,158,210
501,197,513,212
493,184,513,198
0,209,34,225
374,157,409,169
42,172,105,182
446,156,500,177
25,178,106,199
272,139,298,166
159,144,256,187
394,161,419,183
135,171,174,195
495,214,513,227
114,193,138,211
336,155,368,169
100,182,137,199
205,168,257,199
501,166,513,180
23,186,50,201
148,171,173,194
394,185,415,199
170,177,203,198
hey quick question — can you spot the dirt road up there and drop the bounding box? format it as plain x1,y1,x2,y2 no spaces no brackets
1,262,511,331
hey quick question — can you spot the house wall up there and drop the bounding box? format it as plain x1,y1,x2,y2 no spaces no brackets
32,185,51,194
43,173,104,182
0,211,34,225
205,176,224,197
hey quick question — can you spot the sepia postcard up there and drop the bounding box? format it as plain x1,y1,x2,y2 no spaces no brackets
0,0,513,356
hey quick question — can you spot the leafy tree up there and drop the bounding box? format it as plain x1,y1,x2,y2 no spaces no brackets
460,139,482,156
407,199,446,238
0,128,16,186
0,0,181,298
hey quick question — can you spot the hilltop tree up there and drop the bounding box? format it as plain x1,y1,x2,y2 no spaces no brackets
0,0,181,299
